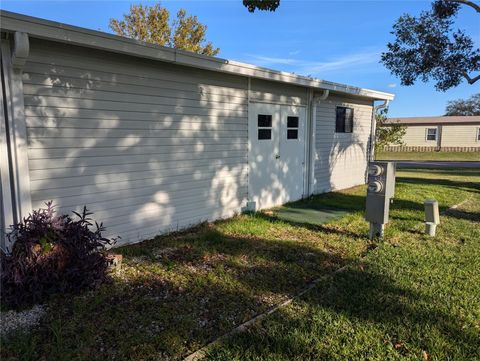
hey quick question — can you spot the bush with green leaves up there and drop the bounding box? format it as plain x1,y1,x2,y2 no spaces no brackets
0,202,116,309
375,108,406,152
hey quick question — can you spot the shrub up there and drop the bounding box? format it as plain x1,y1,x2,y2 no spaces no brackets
1,202,117,309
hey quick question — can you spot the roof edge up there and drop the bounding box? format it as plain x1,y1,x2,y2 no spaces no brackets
385,116,480,125
0,10,394,101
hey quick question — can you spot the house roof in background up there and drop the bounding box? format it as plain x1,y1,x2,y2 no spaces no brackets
0,10,395,101
386,116,480,125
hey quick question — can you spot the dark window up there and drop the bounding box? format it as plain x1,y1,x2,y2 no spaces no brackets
286,116,299,140
257,114,272,140
426,128,437,141
258,129,271,140
335,107,353,133
287,129,298,139
287,116,299,128
258,114,272,127
477,128,480,141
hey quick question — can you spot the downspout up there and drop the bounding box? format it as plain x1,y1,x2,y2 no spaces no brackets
306,89,329,196
369,99,390,162
437,124,443,151
247,77,251,186
12,32,30,70
316,89,330,101
1,32,31,252
5,32,31,221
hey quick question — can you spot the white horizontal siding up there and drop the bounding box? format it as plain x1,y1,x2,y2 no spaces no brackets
112,206,240,244
33,173,245,211
24,39,249,246
250,78,308,105
29,157,244,181
26,41,247,90
314,96,373,193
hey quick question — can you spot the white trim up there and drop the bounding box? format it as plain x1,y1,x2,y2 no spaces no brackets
304,89,314,197
0,38,32,223
0,10,394,102
310,97,318,196
0,49,15,251
249,99,307,107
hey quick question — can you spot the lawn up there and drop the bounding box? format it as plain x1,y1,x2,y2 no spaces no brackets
2,168,479,360
376,150,480,162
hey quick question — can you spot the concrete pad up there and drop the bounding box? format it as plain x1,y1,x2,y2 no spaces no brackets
273,205,348,226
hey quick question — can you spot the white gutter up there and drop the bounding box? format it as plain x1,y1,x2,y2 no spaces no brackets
0,10,395,102
369,99,390,162
316,89,330,101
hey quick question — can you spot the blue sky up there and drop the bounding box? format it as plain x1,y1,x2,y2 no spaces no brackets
2,0,479,117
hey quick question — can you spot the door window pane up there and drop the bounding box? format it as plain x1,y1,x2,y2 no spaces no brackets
287,116,299,140
287,116,299,128
258,129,271,140
258,114,272,140
258,114,272,127
287,129,298,139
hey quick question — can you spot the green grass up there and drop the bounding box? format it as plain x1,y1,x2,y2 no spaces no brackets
205,169,480,361
376,151,480,162
2,169,479,360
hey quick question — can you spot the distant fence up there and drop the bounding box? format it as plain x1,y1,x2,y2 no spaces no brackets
382,146,480,152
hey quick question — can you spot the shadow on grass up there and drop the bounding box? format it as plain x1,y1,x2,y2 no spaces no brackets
0,225,357,361
445,208,480,222
253,211,367,241
3,171,478,360
206,265,479,360
399,177,480,194
399,168,480,176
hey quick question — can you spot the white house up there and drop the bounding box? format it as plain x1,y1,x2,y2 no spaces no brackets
0,11,394,248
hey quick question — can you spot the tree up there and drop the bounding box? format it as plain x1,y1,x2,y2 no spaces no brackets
242,1,480,91
381,1,480,91
110,3,219,56
243,0,280,12
445,93,480,115
375,108,406,152
172,10,219,56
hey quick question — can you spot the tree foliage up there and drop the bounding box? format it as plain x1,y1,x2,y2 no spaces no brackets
110,3,219,56
445,93,480,115
375,108,406,152
243,0,280,12
381,1,480,91
242,0,480,91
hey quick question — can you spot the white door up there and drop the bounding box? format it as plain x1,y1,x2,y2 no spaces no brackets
278,105,306,202
248,103,306,210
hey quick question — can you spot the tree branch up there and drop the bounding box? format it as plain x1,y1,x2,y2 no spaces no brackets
448,0,480,12
462,71,480,84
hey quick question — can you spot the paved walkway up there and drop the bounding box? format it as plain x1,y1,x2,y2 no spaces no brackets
396,161,480,169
